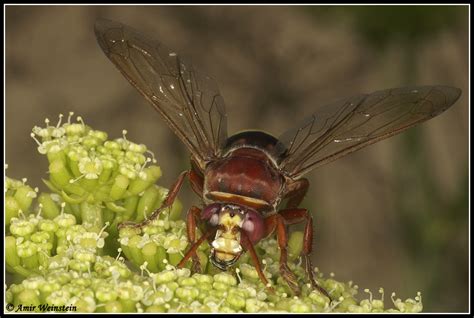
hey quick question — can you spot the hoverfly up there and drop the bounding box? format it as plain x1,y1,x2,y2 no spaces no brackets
94,18,461,297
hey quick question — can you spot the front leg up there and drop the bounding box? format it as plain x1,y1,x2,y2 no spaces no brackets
185,206,204,273
118,170,189,230
279,208,330,299
267,214,302,295
240,230,274,293
178,227,215,269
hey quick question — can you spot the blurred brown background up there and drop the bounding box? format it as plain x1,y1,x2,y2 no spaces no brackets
5,5,468,312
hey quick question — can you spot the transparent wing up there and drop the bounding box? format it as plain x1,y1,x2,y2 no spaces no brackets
278,86,461,179
94,19,228,170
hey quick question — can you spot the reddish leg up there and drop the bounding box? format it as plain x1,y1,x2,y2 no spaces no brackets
279,208,330,299
240,231,274,293
118,170,189,229
177,227,215,269
278,178,330,297
265,214,301,295
188,168,204,197
184,206,204,273
118,167,204,230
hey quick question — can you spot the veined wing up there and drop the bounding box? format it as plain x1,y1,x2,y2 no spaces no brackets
94,19,228,171
278,86,461,179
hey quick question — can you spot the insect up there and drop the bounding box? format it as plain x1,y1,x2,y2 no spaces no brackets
94,18,461,297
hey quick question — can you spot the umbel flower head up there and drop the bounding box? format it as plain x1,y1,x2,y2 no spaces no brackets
5,113,424,313
30,113,163,207
28,112,180,253
6,207,423,313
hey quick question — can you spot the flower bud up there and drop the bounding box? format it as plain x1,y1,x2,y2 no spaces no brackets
38,193,61,219
109,175,130,201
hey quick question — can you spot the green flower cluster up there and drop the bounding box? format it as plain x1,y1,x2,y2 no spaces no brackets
6,207,108,278
115,220,422,313
27,113,181,253
5,113,424,313
31,112,167,216
5,174,38,227
117,217,206,272
5,210,423,313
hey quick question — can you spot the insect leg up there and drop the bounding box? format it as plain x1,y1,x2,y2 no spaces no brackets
118,170,189,230
279,208,330,299
177,227,216,269
188,167,204,196
274,214,302,295
240,231,274,294
184,206,204,273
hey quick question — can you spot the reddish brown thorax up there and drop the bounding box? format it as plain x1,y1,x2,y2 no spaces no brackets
204,147,284,211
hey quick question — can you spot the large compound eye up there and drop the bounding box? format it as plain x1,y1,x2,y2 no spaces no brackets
201,203,222,225
241,210,264,243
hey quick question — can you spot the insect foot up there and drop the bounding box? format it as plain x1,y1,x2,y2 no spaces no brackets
280,263,302,296
303,255,332,300
191,255,202,274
